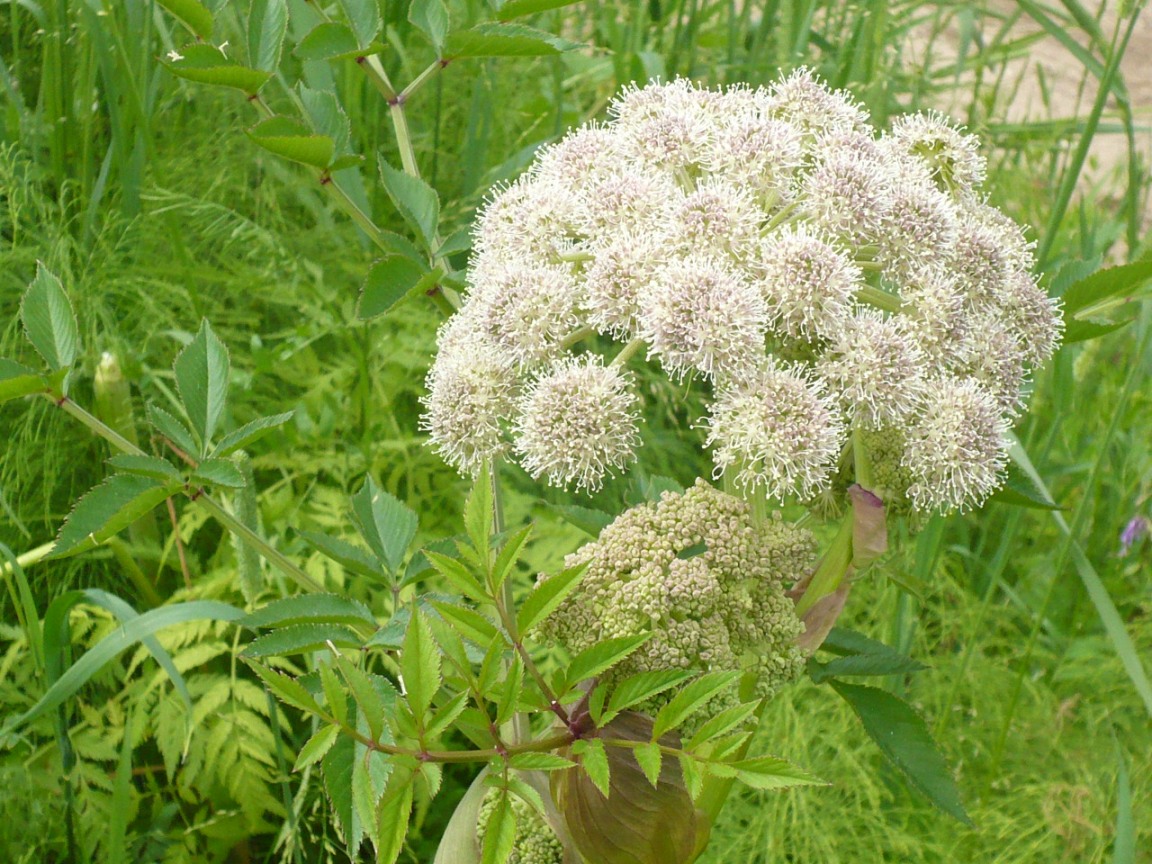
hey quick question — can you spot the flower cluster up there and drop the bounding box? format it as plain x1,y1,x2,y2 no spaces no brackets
422,71,1062,511
538,481,811,719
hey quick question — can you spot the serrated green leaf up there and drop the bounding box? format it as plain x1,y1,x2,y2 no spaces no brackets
323,734,363,855
401,609,441,721
212,411,294,457
336,655,388,742
379,161,440,252
21,264,79,371
300,531,382,579
319,662,349,723
147,403,199,459
464,464,493,560
248,116,336,169
357,255,438,320
246,0,287,71
559,633,651,693
686,701,760,749
376,771,415,864
338,0,381,47
164,44,272,94
820,627,900,657
51,474,179,558
577,738,610,798
0,359,47,403
651,671,741,740
157,0,213,38
490,523,532,593
106,454,183,483
831,680,971,825
429,599,501,645
243,623,362,658
634,741,662,788
496,655,524,725
295,723,340,771
706,755,826,790
248,661,324,714
445,21,581,57
295,22,385,62
423,549,488,602
351,475,418,574
810,627,926,681
192,457,245,488
508,752,575,772
1062,314,1134,344
435,227,472,259
546,502,614,537
518,561,585,635
812,653,926,680
605,669,695,723
408,0,449,54
243,594,376,629
678,754,703,800
481,791,516,864
424,690,470,741
354,712,393,848
1061,259,1152,317
174,320,229,453
989,459,1062,510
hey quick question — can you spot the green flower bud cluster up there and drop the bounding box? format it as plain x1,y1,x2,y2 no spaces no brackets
542,480,812,720
475,790,564,864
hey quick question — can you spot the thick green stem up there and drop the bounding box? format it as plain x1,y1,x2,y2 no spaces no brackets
326,177,390,248
489,460,532,743
609,338,646,369
856,284,902,314
334,706,573,763
0,541,55,577
399,59,449,103
560,325,596,349
761,201,798,233
852,426,874,490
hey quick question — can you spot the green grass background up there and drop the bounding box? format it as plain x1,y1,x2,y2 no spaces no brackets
1,0,1149,861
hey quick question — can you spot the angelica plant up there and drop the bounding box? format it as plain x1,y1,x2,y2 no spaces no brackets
418,72,1070,861
5,3,1143,861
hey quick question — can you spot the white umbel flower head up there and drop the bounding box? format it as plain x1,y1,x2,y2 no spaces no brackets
800,131,893,243
995,270,1064,367
472,263,582,368
513,355,640,491
472,176,584,263
666,178,763,259
754,224,862,341
953,311,1028,413
610,78,721,172
903,376,1010,512
816,310,927,427
640,255,767,381
583,234,661,338
886,111,987,197
421,334,517,476
765,67,870,140
709,113,803,208
705,360,844,501
877,175,959,282
531,123,621,188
